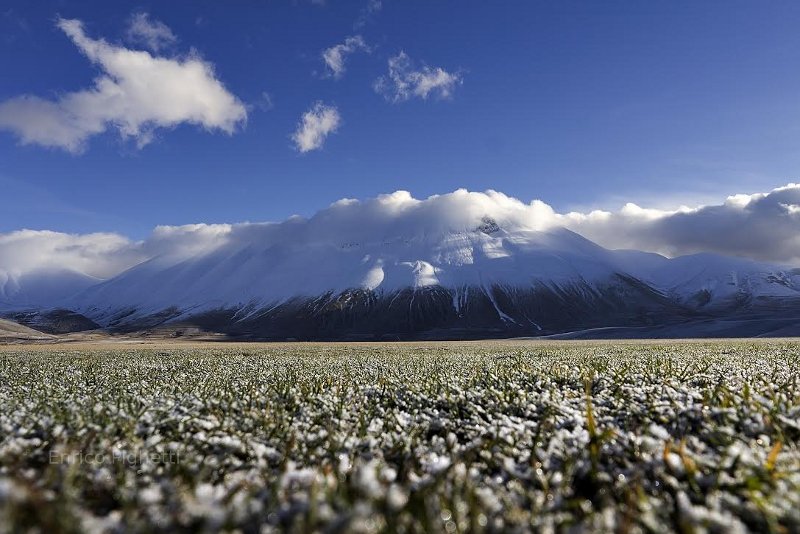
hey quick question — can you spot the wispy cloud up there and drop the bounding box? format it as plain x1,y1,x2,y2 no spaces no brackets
321,35,369,79
126,12,177,52
0,17,247,153
374,51,462,102
354,0,383,29
2,8,30,37
292,102,341,153
258,91,274,112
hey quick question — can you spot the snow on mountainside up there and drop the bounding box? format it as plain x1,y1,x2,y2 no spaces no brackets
60,217,800,336
627,252,800,308
3,188,800,338
70,224,626,320
0,268,100,311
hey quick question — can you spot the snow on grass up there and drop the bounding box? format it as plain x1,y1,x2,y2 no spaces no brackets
0,342,799,532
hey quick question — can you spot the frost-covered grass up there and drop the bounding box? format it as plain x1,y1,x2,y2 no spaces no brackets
1,341,799,533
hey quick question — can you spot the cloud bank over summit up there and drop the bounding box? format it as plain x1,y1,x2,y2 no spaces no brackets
2,184,800,294
564,184,800,263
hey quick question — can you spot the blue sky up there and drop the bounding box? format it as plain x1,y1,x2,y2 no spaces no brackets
3,1,800,238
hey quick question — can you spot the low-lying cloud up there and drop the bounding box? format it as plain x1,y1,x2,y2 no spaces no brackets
563,184,800,263
0,17,247,153
0,230,141,281
3,184,800,304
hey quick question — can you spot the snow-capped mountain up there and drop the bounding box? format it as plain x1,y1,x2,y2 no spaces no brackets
634,253,800,309
3,195,800,339
7,219,781,339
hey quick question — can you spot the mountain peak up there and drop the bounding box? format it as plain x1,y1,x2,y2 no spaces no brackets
476,216,501,235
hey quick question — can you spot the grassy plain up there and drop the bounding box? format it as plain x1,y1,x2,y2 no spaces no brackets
0,340,798,532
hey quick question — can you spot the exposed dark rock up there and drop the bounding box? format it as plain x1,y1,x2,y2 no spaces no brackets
4,309,100,334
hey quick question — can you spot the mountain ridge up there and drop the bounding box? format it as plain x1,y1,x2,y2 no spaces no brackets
3,224,800,340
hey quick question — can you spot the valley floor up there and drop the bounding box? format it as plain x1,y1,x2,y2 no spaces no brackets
1,341,799,532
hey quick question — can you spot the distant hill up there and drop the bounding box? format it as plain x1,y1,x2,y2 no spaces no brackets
0,318,54,342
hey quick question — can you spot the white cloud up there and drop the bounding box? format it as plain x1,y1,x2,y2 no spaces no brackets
374,51,462,102
126,12,176,52
0,223,233,284
0,18,247,153
322,35,369,78
0,224,236,307
0,230,140,281
560,183,800,263
291,102,340,152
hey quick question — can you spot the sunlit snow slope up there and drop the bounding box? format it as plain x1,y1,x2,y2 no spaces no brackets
3,190,800,338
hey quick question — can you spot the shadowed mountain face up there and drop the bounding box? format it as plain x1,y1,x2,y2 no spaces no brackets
5,309,100,334
182,276,685,341
3,224,800,340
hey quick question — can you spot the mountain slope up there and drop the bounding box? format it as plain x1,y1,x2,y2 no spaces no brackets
54,222,798,339
0,268,100,311
67,226,644,317
636,253,800,309
0,212,797,340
